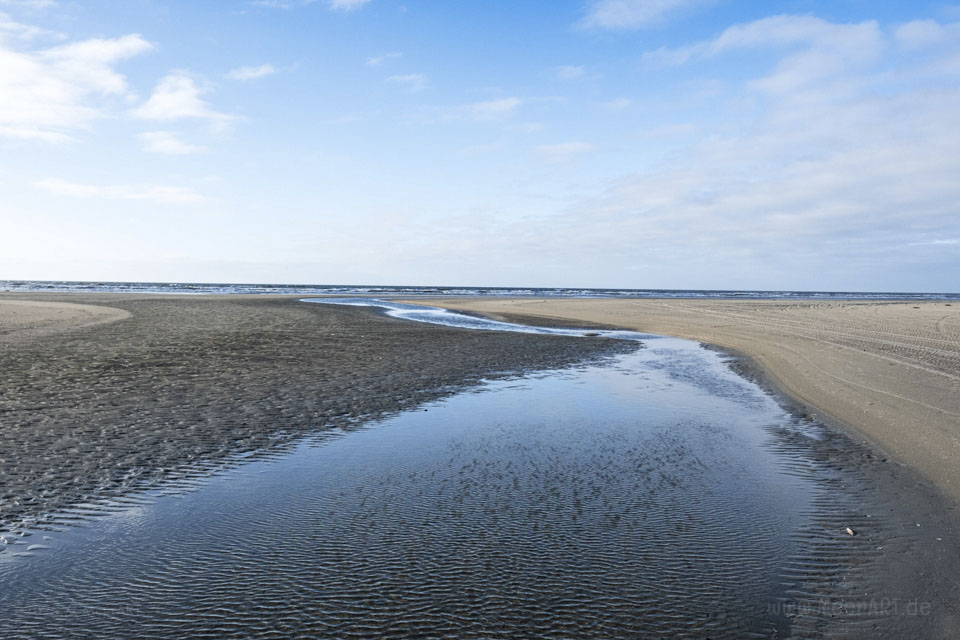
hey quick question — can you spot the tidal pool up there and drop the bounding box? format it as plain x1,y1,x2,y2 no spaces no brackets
1,335,871,638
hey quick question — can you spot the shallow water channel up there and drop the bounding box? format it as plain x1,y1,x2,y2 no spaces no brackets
0,303,884,638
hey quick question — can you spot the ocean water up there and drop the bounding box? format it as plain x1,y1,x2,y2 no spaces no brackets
0,301,894,638
2,279,958,300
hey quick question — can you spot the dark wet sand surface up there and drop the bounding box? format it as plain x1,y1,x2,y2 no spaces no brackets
0,294,631,534
2,295,959,638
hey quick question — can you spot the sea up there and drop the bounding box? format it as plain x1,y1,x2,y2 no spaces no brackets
2,279,959,300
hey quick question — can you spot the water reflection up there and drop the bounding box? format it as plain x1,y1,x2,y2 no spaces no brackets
1,338,820,638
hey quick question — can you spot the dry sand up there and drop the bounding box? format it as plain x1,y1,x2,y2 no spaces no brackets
0,299,129,343
0,293,630,532
408,298,960,505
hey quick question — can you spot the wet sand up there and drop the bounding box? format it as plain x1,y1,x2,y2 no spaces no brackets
3,341,817,638
3,293,960,637
409,298,960,506
0,293,631,532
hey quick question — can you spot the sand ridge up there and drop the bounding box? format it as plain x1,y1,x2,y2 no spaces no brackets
0,299,130,343
406,298,960,505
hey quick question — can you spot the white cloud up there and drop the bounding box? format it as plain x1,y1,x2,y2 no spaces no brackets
348,17,960,290
641,15,885,96
555,65,585,80
911,238,959,246
0,0,58,9
582,0,710,29
249,0,370,10
508,121,545,134
505,17,960,286
0,125,68,141
139,130,207,155
564,93,960,254
636,122,699,138
227,63,276,80
0,9,62,39
0,30,151,141
457,97,524,121
249,0,296,7
329,0,371,10
642,15,883,65
132,74,234,128
366,51,401,66
42,35,154,93
535,142,596,163
35,178,207,204
249,0,319,7
387,73,426,92
600,97,631,110
894,19,949,49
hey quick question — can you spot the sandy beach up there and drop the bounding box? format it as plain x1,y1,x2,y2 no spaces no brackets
0,293,630,531
407,297,960,505
3,292,960,637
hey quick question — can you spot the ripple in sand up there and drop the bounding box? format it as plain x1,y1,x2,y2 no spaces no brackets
0,337,921,638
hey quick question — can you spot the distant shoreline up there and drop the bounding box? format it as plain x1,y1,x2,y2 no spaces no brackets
2,279,959,300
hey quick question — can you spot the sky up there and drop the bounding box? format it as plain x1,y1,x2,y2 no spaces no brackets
1,0,958,291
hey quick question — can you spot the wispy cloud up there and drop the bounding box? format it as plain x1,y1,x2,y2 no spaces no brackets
454,97,524,121
387,73,426,92
0,125,68,142
554,65,585,80
534,142,596,164
581,0,712,30
508,16,960,285
227,63,276,80
508,121,545,134
910,238,959,246
535,141,596,163
0,0,58,9
366,51,401,66
248,0,297,7
894,19,959,50
138,130,207,155
35,178,207,204
132,74,234,129
329,0,371,11
642,15,882,65
641,15,886,96
0,29,152,141
0,9,62,39
249,0,370,10
600,97,631,110
355,16,960,289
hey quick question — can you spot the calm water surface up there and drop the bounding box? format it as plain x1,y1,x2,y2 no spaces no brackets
1,337,828,638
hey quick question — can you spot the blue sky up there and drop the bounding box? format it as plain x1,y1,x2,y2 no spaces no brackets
1,0,958,291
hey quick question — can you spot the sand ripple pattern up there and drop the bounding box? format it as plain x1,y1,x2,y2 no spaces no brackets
0,296,632,535
3,338,955,638
1,341,806,639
